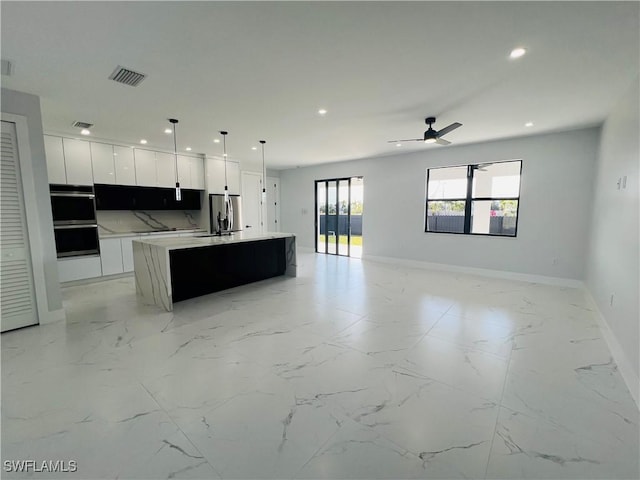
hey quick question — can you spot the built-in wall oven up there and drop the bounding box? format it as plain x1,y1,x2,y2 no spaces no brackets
50,185,99,257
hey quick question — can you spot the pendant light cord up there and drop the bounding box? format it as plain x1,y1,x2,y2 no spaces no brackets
169,118,180,201
169,118,179,182
260,140,266,193
173,124,178,182
221,131,228,189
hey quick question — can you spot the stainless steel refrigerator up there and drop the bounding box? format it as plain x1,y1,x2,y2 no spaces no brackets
209,194,243,234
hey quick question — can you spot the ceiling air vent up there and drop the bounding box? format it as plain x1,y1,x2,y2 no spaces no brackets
72,121,93,129
108,66,146,87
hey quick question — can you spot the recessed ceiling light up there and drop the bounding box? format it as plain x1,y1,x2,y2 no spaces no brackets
140,139,147,145
251,146,257,151
510,47,527,59
223,153,227,157
318,108,327,116
185,147,192,151
213,139,220,143
80,129,91,136
164,128,172,134
525,122,534,127
396,143,402,147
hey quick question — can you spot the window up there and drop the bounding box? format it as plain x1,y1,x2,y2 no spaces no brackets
425,160,522,237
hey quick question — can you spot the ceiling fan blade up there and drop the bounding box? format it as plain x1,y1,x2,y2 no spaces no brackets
387,138,422,143
437,122,462,137
435,137,451,146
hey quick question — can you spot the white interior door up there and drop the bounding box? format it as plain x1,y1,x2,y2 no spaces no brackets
241,172,263,233
266,176,280,232
1,121,38,332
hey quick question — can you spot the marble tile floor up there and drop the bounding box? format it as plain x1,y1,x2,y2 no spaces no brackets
2,252,638,479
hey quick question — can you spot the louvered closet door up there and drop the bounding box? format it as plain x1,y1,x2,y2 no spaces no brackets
1,121,38,332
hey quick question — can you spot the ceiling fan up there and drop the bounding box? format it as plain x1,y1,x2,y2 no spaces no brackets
388,117,462,146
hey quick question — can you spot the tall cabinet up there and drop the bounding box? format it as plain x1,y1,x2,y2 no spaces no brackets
114,146,136,185
44,136,93,185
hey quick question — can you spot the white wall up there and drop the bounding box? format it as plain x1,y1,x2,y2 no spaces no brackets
1,88,63,314
280,127,599,280
585,80,639,392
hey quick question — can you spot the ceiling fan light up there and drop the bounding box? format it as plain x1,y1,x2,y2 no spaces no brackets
424,129,438,143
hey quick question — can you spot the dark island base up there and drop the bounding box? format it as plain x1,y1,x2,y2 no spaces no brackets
169,238,286,303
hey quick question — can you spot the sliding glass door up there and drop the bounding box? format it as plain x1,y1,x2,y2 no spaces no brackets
315,177,363,258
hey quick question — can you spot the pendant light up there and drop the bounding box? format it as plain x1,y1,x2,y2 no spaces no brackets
220,130,229,202
169,118,181,201
259,140,267,204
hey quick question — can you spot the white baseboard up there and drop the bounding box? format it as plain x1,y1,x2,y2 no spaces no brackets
361,254,583,288
583,288,640,409
61,272,133,288
39,307,66,324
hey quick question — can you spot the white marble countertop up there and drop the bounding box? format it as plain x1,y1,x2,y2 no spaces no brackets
133,231,295,251
99,229,205,239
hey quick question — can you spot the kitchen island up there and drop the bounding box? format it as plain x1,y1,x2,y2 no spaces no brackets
132,231,296,311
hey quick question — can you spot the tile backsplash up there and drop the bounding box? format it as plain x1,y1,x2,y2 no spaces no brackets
97,210,201,235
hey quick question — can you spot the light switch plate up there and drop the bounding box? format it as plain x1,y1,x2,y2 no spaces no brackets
1,59,12,76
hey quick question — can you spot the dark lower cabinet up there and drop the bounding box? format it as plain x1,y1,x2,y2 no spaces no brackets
169,238,286,302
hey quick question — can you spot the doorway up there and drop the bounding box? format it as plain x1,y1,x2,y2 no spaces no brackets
241,171,263,233
315,177,363,258
266,176,280,232
1,120,39,331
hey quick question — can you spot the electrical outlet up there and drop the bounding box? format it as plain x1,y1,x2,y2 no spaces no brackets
552,257,559,265
610,294,615,307
617,178,621,190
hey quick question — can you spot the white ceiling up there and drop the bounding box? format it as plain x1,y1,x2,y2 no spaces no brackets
1,1,638,169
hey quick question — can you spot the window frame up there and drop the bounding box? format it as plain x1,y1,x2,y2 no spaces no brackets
425,159,522,237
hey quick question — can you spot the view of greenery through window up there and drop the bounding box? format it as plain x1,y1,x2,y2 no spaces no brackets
425,160,522,236
316,177,364,257
427,199,518,216
319,200,363,215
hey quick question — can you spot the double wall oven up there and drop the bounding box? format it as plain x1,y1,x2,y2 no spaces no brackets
50,185,99,257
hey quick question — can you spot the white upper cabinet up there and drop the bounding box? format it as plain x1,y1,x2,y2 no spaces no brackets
206,158,240,195
44,135,66,184
63,138,93,185
134,149,157,187
113,145,136,185
44,135,204,190
177,155,191,188
190,156,205,190
90,142,115,184
177,155,204,190
156,152,176,188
